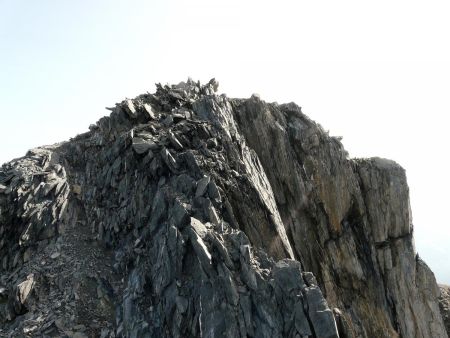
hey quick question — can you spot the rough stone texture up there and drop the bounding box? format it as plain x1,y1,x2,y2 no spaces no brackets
0,78,446,337
232,97,447,338
439,285,450,336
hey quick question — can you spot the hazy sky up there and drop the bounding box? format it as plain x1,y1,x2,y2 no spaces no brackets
1,1,449,283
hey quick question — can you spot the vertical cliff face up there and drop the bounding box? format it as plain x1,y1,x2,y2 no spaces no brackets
0,79,447,337
232,97,446,337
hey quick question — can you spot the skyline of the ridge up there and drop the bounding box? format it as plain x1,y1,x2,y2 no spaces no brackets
1,0,449,283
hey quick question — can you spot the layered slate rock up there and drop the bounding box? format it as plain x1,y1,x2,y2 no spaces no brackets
0,80,337,338
0,79,446,337
232,97,446,338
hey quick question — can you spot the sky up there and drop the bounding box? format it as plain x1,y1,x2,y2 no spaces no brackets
0,0,449,283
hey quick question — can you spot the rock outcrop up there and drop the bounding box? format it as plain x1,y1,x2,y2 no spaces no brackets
439,285,450,336
0,79,447,337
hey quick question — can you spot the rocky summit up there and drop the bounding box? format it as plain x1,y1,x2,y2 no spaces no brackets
0,79,448,338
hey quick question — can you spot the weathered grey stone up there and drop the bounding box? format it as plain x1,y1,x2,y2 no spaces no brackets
233,95,448,337
189,217,208,239
304,286,339,338
161,147,178,171
162,115,174,127
15,274,35,311
208,233,233,269
170,199,190,229
302,271,318,287
195,176,210,197
439,284,450,336
132,137,153,154
273,259,305,292
124,99,137,118
0,78,445,338
168,131,183,150
186,224,212,273
143,103,156,120
207,180,221,201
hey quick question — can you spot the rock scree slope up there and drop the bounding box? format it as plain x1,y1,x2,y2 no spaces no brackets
0,79,448,338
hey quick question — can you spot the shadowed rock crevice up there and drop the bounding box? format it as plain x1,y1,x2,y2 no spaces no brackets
0,79,447,337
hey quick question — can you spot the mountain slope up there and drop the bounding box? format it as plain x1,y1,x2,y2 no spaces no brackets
0,79,447,337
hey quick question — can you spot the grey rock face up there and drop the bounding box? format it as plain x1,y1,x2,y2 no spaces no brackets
0,78,446,337
232,97,447,338
439,285,450,336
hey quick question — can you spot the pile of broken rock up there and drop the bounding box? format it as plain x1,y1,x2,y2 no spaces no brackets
0,79,338,338
0,78,448,338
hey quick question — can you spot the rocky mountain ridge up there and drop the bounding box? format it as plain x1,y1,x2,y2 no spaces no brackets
0,79,448,337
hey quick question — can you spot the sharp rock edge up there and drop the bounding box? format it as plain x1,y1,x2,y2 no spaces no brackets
0,78,447,338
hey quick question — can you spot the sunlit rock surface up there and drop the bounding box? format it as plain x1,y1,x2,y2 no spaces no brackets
0,79,446,337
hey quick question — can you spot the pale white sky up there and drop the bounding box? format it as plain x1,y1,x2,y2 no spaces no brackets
1,0,449,283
